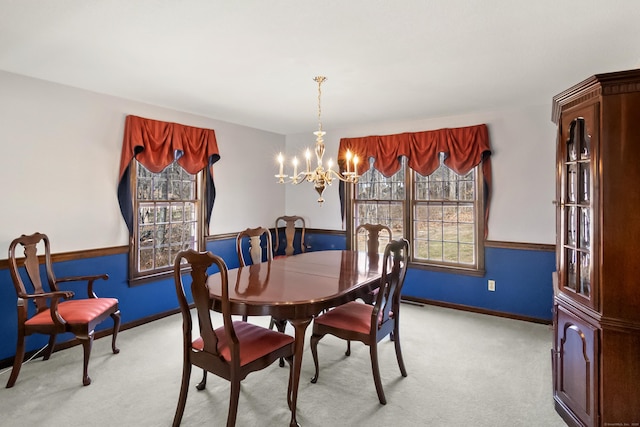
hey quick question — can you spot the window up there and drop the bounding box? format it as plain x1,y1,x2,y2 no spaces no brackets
340,124,491,273
352,154,484,273
354,159,406,245
117,115,220,285
130,161,203,283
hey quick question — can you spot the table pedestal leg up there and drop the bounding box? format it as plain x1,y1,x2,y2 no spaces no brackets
288,317,311,427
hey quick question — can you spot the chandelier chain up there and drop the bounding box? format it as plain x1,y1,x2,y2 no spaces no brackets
314,76,326,132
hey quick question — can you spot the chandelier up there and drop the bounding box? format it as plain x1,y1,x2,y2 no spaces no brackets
276,76,359,204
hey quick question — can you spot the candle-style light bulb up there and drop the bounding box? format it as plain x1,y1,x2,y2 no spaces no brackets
278,153,284,176
292,157,299,178
346,150,352,174
305,149,311,173
353,155,359,178
327,158,333,171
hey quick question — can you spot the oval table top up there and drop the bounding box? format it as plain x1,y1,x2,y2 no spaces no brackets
207,249,384,319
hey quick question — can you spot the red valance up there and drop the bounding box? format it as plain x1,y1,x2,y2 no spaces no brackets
117,115,221,235
338,124,492,237
338,124,490,177
118,115,220,179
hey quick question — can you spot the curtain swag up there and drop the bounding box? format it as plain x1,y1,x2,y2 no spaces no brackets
117,115,221,235
338,124,492,236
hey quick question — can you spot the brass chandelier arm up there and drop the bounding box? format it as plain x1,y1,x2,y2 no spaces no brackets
278,166,357,186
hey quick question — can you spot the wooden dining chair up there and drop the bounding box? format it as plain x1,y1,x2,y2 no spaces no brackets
6,232,120,388
236,226,273,267
356,223,392,255
355,223,392,305
310,238,410,405
274,215,306,257
235,226,273,322
172,249,295,427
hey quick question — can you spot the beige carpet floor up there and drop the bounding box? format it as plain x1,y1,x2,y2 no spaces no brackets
0,303,566,426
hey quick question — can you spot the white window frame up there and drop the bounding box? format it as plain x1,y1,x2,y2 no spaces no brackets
129,160,204,285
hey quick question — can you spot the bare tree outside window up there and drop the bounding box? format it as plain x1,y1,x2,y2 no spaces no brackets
353,159,405,252
132,161,200,281
353,155,483,271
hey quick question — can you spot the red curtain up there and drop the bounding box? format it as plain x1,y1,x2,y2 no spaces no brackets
117,115,221,234
338,124,492,236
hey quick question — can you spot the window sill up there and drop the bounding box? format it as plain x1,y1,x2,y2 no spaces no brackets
129,269,173,288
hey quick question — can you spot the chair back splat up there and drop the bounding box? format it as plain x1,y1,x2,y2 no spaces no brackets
355,223,393,305
172,249,295,427
309,238,410,405
274,215,306,257
355,223,392,255
6,232,120,388
234,227,274,323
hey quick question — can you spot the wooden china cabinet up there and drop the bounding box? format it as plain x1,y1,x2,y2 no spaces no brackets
551,69,640,427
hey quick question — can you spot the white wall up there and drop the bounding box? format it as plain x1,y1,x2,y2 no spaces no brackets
0,69,557,251
285,104,557,244
0,71,285,252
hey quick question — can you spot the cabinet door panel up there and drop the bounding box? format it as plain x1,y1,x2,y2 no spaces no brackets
554,306,598,427
558,102,598,309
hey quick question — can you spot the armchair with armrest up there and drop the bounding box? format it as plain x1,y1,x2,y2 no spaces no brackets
6,232,120,388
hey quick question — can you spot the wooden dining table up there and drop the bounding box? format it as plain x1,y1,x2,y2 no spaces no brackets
206,249,384,427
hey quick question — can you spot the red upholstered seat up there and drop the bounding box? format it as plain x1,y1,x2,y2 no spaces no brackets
25,298,119,326
313,302,394,334
191,321,294,365
313,301,373,334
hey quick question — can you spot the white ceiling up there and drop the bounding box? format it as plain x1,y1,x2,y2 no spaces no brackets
2,0,640,135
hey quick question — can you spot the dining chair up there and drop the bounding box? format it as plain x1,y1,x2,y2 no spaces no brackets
346,223,394,354
310,238,410,405
172,249,294,427
273,216,307,360
355,223,392,257
355,223,392,306
235,226,273,322
274,215,306,257
5,232,120,388
236,226,273,267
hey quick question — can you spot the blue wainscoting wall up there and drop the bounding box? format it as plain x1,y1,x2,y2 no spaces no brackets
403,246,556,321
0,231,555,364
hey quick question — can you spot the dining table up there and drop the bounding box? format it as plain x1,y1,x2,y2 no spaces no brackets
206,249,384,427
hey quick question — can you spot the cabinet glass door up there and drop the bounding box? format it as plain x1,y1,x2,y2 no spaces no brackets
561,116,592,300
